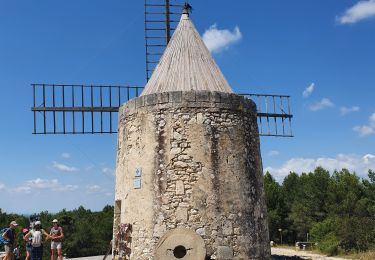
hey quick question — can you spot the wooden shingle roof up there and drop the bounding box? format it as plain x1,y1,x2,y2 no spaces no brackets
140,13,233,96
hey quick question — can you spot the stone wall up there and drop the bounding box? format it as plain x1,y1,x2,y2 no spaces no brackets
114,91,270,259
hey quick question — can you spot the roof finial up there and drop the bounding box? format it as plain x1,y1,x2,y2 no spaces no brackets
182,2,193,16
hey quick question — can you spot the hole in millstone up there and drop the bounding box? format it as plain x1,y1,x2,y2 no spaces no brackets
173,245,187,258
205,256,212,260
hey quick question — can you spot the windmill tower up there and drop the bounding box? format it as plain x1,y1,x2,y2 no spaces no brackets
31,1,293,259
113,5,270,260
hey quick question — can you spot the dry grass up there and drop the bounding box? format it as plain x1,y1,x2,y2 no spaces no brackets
339,250,375,260
271,246,375,259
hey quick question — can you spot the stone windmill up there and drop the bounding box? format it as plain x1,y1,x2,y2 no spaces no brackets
31,1,293,259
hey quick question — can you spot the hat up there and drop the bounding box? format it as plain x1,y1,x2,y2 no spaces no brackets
52,219,58,223
34,221,41,226
10,221,18,226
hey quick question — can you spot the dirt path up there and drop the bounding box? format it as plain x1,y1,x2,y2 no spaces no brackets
271,247,350,260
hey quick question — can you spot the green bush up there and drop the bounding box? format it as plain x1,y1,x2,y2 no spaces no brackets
316,232,339,256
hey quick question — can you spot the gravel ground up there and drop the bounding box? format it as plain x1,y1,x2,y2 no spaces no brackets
271,247,351,260
66,256,105,260
2,250,351,260
65,251,350,260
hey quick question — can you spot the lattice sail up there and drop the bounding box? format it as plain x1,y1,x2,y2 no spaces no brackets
31,84,142,134
242,94,293,137
32,84,293,137
144,0,183,82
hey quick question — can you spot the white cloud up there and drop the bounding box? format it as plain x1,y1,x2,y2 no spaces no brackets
370,112,375,127
52,161,78,172
86,185,106,194
61,152,71,159
14,186,32,193
27,178,58,188
86,184,113,195
264,153,375,182
14,178,78,193
303,83,315,98
364,154,375,163
268,150,280,157
101,167,115,177
353,125,374,136
340,106,360,115
337,0,375,24
309,98,334,111
202,24,242,53
0,183,5,191
54,184,79,192
353,112,375,137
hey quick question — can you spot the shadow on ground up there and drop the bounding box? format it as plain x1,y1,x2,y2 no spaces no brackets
272,255,305,260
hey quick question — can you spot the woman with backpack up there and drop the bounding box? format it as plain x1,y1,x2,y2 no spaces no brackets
49,219,64,260
24,221,51,260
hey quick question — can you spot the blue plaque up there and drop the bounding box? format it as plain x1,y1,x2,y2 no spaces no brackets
133,178,141,189
135,167,142,177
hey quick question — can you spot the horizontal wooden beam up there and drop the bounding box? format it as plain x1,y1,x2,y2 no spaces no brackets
257,113,293,119
32,107,119,112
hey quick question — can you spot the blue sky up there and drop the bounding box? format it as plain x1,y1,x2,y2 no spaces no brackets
0,0,374,213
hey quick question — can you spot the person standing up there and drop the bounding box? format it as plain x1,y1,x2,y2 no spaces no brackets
2,221,18,260
25,221,51,260
22,228,32,260
49,219,64,260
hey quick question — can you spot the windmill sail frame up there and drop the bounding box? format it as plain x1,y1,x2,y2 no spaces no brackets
144,0,183,81
31,84,293,136
31,84,142,134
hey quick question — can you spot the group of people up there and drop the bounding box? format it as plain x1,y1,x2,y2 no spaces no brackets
2,219,64,260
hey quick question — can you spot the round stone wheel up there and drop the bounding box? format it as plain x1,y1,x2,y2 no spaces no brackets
155,228,206,260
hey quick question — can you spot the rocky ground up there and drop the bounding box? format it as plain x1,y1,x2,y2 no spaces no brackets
271,247,350,260
68,256,105,260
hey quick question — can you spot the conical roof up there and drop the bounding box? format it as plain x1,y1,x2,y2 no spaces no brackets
140,12,234,96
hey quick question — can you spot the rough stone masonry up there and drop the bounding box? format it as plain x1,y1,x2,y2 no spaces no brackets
114,91,270,259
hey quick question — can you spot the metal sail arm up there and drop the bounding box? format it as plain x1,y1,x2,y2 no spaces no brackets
32,107,119,112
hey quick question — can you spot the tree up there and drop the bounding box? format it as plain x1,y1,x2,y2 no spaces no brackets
264,172,286,242
265,166,375,253
327,169,363,217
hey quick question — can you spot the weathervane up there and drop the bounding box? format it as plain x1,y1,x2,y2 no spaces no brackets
183,2,193,15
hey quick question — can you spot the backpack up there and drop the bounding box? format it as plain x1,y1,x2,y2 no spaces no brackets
0,227,10,246
31,229,43,247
